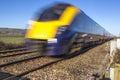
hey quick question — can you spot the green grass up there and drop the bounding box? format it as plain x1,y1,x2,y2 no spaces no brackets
0,36,24,44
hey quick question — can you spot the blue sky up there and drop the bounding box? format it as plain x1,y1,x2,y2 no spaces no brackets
0,0,120,36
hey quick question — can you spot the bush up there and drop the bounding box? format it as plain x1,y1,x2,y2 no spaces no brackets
114,49,120,64
0,42,6,50
0,41,24,50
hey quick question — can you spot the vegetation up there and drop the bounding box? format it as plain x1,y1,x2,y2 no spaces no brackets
0,35,25,50
0,36,24,44
0,28,25,44
0,41,24,50
0,28,26,50
114,49,120,64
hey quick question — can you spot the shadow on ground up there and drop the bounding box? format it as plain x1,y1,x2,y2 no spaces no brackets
0,71,30,80
102,78,111,80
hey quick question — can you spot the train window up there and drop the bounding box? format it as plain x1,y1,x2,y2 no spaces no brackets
68,11,109,36
69,12,104,35
37,7,65,21
69,12,87,32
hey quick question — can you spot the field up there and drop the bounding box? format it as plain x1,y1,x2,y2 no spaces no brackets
0,35,25,50
0,28,25,44
0,27,25,50
0,35,24,44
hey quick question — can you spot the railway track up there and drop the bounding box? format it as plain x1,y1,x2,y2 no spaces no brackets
0,46,92,80
0,48,28,54
0,48,39,68
0,49,37,58
0,55,43,67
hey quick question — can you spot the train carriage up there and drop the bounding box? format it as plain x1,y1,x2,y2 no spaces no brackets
25,3,112,56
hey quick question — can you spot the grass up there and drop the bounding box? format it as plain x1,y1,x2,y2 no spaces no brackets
0,36,24,44
0,35,25,50
114,49,120,64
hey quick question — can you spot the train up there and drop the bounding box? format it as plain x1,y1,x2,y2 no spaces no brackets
25,3,113,56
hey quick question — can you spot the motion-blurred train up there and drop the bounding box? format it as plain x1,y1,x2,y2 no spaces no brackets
25,3,113,56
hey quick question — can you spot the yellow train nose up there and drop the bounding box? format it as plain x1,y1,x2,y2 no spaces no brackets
25,21,59,39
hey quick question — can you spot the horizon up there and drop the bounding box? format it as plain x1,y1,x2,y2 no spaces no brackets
0,0,120,36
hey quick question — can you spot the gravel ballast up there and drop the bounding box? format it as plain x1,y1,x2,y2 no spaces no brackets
0,42,110,80
25,42,109,80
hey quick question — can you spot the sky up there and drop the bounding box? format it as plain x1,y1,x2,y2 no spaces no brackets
0,0,120,36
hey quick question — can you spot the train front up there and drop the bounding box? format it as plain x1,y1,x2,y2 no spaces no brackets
25,4,79,56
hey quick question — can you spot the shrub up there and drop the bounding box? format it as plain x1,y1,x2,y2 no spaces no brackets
114,49,120,64
0,41,24,50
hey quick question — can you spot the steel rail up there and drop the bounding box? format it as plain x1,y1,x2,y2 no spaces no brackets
0,49,37,58
0,48,28,54
0,55,43,67
3,46,93,80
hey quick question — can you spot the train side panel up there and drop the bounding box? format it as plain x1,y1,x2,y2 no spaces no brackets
25,3,112,56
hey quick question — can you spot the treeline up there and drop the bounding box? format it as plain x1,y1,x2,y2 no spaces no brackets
0,28,26,36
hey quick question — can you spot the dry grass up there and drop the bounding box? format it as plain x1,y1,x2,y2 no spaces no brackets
114,49,120,64
0,36,24,44
0,41,24,50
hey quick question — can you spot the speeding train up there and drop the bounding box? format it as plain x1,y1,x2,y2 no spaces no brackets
25,3,112,56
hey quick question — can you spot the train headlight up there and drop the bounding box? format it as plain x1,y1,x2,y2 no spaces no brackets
56,26,67,35
48,38,57,43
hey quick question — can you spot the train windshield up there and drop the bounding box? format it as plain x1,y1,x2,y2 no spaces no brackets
37,5,68,21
